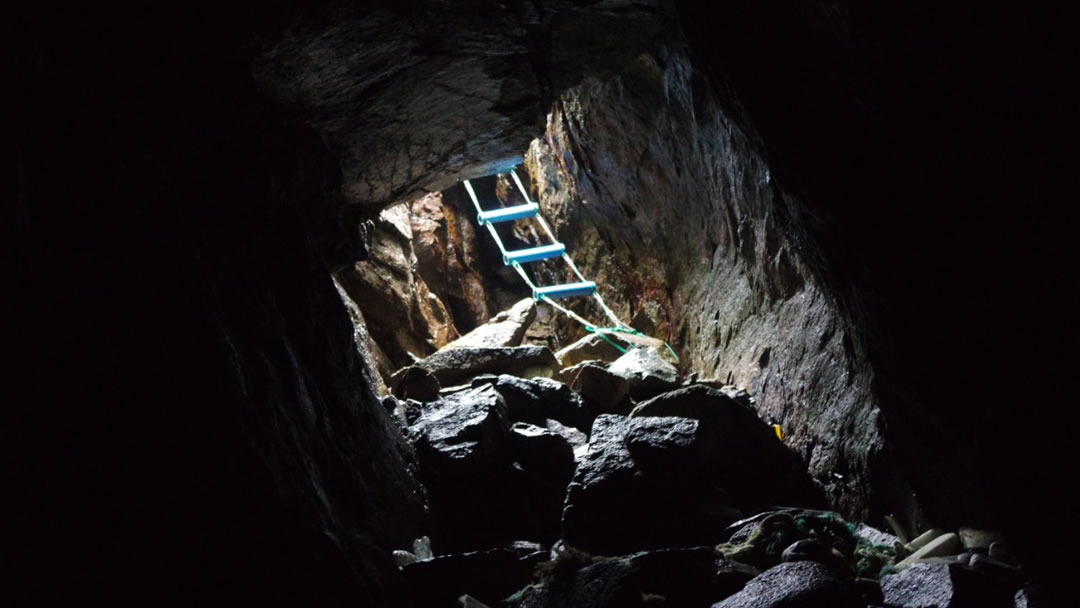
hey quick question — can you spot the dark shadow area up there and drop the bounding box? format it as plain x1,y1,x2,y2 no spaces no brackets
676,0,1077,597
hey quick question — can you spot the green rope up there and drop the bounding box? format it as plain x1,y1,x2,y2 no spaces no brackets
585,326,629,354
584,325,680,363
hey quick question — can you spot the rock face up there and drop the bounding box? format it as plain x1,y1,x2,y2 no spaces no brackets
254,2,675,205
712,561,862,608
333,202,462,371
524,48,905,524
444,298,537,349
416,345,560,386
881,562,1018,608
562,414,743,555
607,347,681,400
630,386,821,510
473,375,588,433
409,385,512,478
555,333,627,366
13,1,1068,605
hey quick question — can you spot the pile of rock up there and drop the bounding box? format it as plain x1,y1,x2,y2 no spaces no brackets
382,301,1037,607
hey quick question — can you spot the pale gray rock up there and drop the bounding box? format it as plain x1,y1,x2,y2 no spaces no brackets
555,332,628,366
408,385,511,478
882,563,956,608
607,347,681,400
857,522,900,547
443,298,537,349
896,533,960,568
416,346,559,386
711,561,861,608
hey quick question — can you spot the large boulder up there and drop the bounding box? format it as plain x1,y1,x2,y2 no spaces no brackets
409,385,511,479
510,422,578,542
630,385,820,510
416,345,559,386
473,374,588,432
562,414,741,555
443,298,537,349
557,362,632,419
409,386,581,549
711,561,862,608
607,347,681,400
511,422,575,481
555,332,627,366
881,562,1018,608
408,385,521,550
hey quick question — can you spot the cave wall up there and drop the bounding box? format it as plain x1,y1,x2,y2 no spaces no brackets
9,1,680,605
10,5,434,604
523,47,912,523
11,0,1074,602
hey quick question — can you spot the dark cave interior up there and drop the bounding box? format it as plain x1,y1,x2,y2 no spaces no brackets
9,1,1076,605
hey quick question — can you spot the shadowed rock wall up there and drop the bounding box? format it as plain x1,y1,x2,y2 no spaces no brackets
523,47,910,523
11,0,1072,603
9,1,679,605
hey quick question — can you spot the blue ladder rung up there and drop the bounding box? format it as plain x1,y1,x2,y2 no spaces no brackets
504,243,566,264
478,202,539,224
533,281,597,300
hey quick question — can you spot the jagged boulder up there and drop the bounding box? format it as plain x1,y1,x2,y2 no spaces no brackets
507,423,578,543
881,562,1019,608
711,561,862,608
417,345,559,386
473,374,588,431
409,385,511,479
511,422,575,481
544,419,588,457
607,347,681,400
562,414,741,555
444,298,538,349
409,385,576,549
555,332,627,366
557,362,632,419
630,385,821,510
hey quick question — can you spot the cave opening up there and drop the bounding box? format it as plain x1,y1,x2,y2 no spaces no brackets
11,1,1073,606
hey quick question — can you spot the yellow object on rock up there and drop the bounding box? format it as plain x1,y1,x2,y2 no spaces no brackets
773,424,783,440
